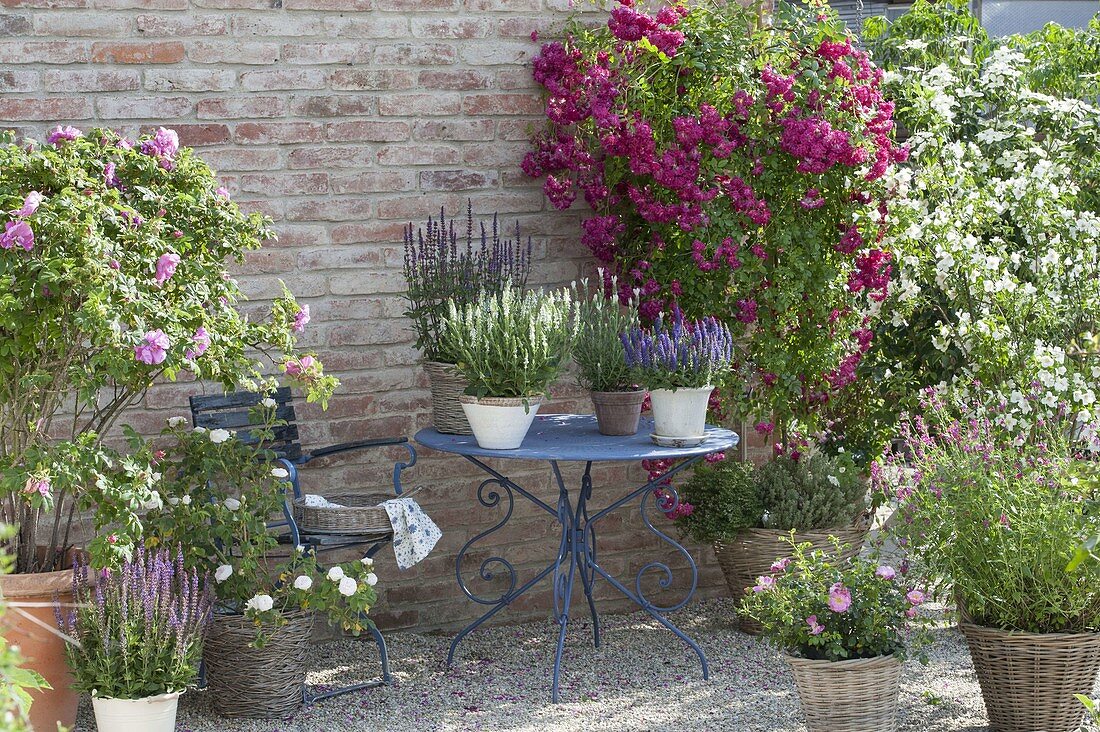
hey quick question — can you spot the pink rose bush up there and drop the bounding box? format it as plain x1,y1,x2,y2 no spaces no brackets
742,536,929,662
0,126,335,572
525,0,909,434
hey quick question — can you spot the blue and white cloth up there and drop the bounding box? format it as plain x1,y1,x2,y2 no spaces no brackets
382,494,442,570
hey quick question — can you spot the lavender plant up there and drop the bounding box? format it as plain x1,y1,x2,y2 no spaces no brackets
571,276,639,392
621,309,735,390
63,547,213,699
403,203,532,363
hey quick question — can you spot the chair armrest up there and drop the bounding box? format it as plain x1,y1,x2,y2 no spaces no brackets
302,436,409,463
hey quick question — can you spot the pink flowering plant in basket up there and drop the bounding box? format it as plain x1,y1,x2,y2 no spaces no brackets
0,126,336,574
741,535,930,662
525,0,909,439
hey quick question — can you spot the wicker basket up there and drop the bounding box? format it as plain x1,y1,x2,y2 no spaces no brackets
716,524,869,635
960,622,1100,732
787,653,903,732
292,486,421,536
203,610,313,719
424,360,472,435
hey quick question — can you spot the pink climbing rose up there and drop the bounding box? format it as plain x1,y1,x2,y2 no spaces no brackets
285,355,316,378
806,615,825,635
827,582,852,612
135,330,170,365
292,304,311,333
11,192,43,218
0,221,35,251
46,125,82,146
186,327,210,359
155,253,180,286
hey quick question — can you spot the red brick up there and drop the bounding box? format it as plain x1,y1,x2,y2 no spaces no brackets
330,221,408,244
231,16,324,36
373,43,456,66
201,148,282,172
417,69,492,90
91,42,184,64
378,93,461,116
283,0,370,8
240,173,329,196
330,171,417,194
282,42,370,65
197,96,288,120
376,144,461,166
463,141,530,166
0,14,31,35
97,96,193,119
157,123,230,147
0,97,91,121
413,119,495,142
410,18,491,38
325,120,409,143
286,198,372,222
323,16,408,38
32,12,127,35
460,41,534,65
463,93,542,116
496,68,538,91
91,0,186,7
191,0,273,7
498,119,534,141
462,0,538,9
235,122,324,145
289,95,376,117
136,13,227,35
287,146,374,170
329,69,416,92
420,170,499,191
240,69,327,92
374,0,455,8
0,70,39,93
0,41,89,64
498,16,553,37
188,41,279,65
144,69,236,92
375,193,463,220
1,0,83,6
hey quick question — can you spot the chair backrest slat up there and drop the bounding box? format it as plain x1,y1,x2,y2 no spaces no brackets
189,387,302,461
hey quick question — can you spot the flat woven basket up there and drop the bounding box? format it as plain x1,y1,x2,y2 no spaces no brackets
716,524,869,635
787,653,903,732
292,485,421,536
423,360,473,435
960,622,1100,732
203,609,313,719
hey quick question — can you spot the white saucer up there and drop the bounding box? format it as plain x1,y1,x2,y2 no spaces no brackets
650,433,708,448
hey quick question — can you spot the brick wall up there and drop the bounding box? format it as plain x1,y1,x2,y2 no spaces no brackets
0,0,773,632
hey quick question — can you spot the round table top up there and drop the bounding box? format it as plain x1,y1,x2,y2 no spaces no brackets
414,414,739,463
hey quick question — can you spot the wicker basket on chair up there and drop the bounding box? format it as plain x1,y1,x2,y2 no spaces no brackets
787,653,903,732
423,360,472,435
716,523,869,635
292,486,421,536
203,610,313,719
960,622,1100,732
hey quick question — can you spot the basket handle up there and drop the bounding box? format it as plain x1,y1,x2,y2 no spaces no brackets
392,484,425,501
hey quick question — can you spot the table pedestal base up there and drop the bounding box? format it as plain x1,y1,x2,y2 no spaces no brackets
448,457,710,702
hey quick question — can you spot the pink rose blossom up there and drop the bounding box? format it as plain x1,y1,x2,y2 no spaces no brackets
46,125,82,145
155,253,180,286
752,575,776,593
215,187,230,200
12,191,43,218
906,589,925,606
134,330,170,365
186,327,210,359
1,220,35,251
285,355,316,378
292,304,311,333
806,615,825,635
769,557,790,573
141,127,180,160
875,565,897,580
827,582,852,612
23,476,50,497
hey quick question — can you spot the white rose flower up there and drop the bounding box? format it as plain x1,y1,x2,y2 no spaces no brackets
224,497,241,511
141,491,163,511
214,564,233,582
192,426,207,434
365,573,378,587
295,544,306,553
245,594,274,613
360,556,374,567
327,566,345,581
167,416,187,427
261,397,277,409
293,575,313,591
271,467,290,479
338,576,358,597
209,428,231,444
181,495,192,505
167,496,180,505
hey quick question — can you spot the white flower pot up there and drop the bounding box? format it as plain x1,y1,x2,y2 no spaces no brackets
459,395,543,449
649,386,713,438
92,691,181,732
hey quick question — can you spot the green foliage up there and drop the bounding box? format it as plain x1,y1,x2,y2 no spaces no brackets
143,407,378,643
442,285,577,399
0,526,46,732
758,453,867,531
882,397,1100,633
742,536,930,662
571,279,638,392
675,459,760,543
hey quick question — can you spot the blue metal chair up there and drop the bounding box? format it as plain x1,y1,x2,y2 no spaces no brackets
189,387,417,704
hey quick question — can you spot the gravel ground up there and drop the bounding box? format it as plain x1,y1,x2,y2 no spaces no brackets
75,598,1098,732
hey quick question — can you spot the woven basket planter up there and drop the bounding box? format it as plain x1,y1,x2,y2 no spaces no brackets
716,524,869,635
787,654,903,732
423,360,472,435
292,486,420,536
960,622,1100,732
203,610,313,719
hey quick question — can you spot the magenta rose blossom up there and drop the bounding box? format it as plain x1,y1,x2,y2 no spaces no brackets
23,476,50,497
186,327,210,359
292,304,310,333
46,125,82,146
875,565,897,580
154,253,180,286
134,330,170,365
805,615,825,635
906,589,925,605
752,575,776,593
215,186,230,200
11,191,43,218
284,354,316,377
141,127,180,168
827,582,852,612
0,220,35,251
769,557,791,573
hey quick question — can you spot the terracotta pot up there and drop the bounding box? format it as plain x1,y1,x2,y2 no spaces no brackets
590,390,645,436
0,565,80,732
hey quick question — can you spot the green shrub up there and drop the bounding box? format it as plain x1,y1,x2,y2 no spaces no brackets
759,453,867,531
676,460,760,543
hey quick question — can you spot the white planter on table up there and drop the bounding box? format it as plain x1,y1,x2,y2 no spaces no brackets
459,395,543,450
648,386,712,438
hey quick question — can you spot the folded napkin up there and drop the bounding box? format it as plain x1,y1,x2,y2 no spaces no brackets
301,493,346,509
382,495,442,570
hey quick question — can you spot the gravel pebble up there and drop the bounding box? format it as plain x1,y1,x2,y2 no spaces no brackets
73,599,1099,731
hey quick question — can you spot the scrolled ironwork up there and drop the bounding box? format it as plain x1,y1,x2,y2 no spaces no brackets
454,477,519,605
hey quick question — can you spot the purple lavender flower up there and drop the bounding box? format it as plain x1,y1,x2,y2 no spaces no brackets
622,308,734,389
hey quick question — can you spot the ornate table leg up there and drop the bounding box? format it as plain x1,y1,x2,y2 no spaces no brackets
576,463,601,649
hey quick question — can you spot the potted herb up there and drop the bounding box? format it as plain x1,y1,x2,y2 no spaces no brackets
63,548,212,732
0,126,332,729
572,278,643,436
442,285,576,449
881,395,1100,732
742,538,929,732
621,309,733,441
403,204,532,435
144,408,379,719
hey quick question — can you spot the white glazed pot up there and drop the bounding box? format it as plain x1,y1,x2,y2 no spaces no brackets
92,691,181,732
459,395,543,450
648,386,712,438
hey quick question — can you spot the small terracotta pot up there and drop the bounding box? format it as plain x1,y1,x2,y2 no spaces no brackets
590,390,645,436
0,563,80,732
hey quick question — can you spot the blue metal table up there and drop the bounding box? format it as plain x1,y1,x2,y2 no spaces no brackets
415,413,739,702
